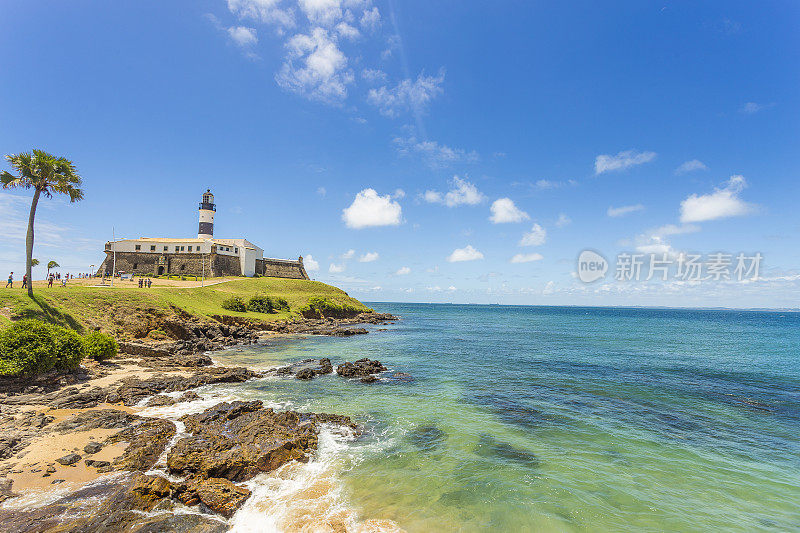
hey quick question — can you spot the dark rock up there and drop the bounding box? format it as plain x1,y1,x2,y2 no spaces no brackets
167,401,357,483
0,478,16,503
56,453,82,465
84,441,103,454
86,459,111,468
318,358,333,374
296,368,315,380
407,425,446,452
174,477,251,518
475,434,539,467
107,417,177,471
145,395,177,407
360,375,378,383
336,358,387,378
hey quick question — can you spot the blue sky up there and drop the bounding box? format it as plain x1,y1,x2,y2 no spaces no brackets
1,1,798,308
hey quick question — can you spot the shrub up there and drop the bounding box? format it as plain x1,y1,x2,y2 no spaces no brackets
83,331,118,361
221,296,247,312
247,294,274,313
0,320,59,376
0,320,88,376
298,296,362,319
53,327,86,370
274,297,290,311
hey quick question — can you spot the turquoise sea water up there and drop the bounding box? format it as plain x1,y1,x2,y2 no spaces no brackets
211,304,800,532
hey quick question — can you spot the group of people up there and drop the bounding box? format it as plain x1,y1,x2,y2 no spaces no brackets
138,277,153,288
4,271,95,288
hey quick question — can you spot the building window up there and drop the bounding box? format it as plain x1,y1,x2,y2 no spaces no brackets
181,246,185,251
164,246,168,251
188,246,192,252
135,245,141,251
133,263,138,269
235,248,238,253
175,246,180,252
150,245,156,251
180,264,185,271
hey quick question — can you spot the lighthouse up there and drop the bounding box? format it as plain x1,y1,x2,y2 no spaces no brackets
198,189,215,239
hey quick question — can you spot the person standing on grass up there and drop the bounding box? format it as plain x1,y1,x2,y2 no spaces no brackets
5,272,12,288
22,274,27,289
48,274,54,287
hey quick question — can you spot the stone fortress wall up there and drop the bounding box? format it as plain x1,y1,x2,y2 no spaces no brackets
97,251,308,280
256,258,309,280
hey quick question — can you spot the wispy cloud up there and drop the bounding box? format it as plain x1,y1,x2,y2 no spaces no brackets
607,204,645,217
740,102,774,114
393,136,478,168
675,159,707,174
595,150,656,175
519,223,546,246
367,69,445,117
423,176,486,207
510,253,543,264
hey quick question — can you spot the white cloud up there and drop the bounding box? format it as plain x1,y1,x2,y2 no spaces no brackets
447,285,456,291
298,0,342,27
607,204,645,217
393,136,478,168
341,249,355,259
519,223,546,246
335,22,360,40
329,262,345,273
316,186,327,196
675,159,707,174
358,251,379,262
276,28,354,104
361,68,387,82
304,254,320,271
393,188,405,199
424,176,486,207
595,150,657,175
510,253,543,264
740,102,774,114
489,198,529,224
342,188,402,228
227,26,258,47
395,266,410,275
423,190,442,204
226,0,295,29
447,245,484,262
680,175,755,223
555,213,571,227
360,6,381,32
367,70,445,117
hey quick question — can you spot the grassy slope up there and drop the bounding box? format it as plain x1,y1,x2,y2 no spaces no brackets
0,277,370,333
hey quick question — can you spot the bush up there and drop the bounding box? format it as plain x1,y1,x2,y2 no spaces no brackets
53,328,86,370
83,331,118,361
247,294,274,313
298,296,362,319
274,297,290,311
0,320,88,376
221,296,247,312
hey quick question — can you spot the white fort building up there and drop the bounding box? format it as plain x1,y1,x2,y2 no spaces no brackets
98,190,309,279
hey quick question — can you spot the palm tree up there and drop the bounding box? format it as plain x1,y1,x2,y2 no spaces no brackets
1,150,83,297
47,260,59,279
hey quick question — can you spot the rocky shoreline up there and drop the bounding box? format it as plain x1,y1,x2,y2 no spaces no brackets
0,311,400,532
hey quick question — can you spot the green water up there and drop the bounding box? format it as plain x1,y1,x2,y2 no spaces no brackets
210,304,800,531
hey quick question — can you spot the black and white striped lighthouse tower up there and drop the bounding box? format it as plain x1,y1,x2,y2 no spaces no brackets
198,189,215,239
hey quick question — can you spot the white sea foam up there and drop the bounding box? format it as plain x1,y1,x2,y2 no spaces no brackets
228,425,402,533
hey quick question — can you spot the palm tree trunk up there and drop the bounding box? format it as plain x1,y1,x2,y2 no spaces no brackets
26,189,41,298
